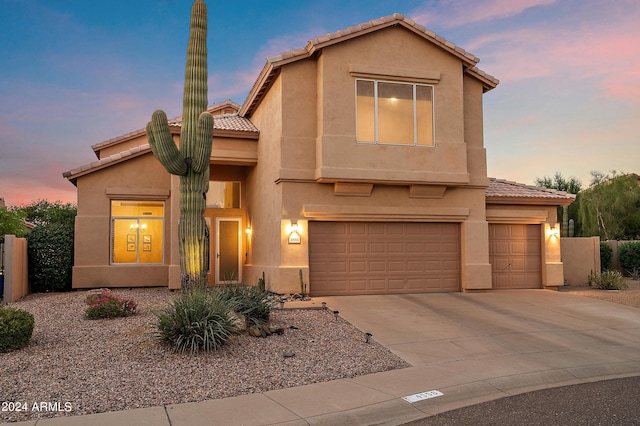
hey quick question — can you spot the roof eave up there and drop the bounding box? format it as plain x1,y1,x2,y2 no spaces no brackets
486,196,575,207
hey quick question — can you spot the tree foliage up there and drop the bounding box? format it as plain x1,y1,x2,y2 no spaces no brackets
575,174,640,240
0,208,28,242
534,172,582,194
535,172,581,236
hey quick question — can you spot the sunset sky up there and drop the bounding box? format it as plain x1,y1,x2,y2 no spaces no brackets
1,0,638,207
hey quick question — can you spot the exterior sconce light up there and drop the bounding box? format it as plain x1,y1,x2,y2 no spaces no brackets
288,220,301,244
549,224,560,237
245,226,252,235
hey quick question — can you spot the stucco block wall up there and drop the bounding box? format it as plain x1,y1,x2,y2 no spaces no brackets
561,237,601,285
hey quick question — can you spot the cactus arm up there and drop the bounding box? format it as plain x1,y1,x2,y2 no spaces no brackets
191,112,213,174
147,110,188,176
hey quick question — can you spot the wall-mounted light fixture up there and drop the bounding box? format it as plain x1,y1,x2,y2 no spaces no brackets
288,220,301,244
245,226,252,235
548,224,560,237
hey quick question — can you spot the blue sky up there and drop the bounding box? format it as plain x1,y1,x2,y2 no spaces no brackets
1,0,639,206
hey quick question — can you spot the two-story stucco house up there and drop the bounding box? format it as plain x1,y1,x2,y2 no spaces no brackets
63,14,574,295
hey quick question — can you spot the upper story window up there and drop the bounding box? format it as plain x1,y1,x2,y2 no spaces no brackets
206,181,240,209
111,200,164,264
356,79,434,147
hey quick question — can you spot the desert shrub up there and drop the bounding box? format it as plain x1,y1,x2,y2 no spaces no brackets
154,288,238,354
589,270,628,290
85,290,137,319
0,306,35,352
627,267,640,280
618,242,640,276
600,243,613,271
216,283,275,327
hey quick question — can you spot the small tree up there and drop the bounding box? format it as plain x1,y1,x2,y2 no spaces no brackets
535,172,581,236
576,173,640,240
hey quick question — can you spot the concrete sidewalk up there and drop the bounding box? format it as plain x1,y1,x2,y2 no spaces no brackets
8,290,640,425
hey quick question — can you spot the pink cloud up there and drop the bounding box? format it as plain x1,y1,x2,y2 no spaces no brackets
412,0,556,28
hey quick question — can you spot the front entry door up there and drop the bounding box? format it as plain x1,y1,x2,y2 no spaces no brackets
215,217,242,284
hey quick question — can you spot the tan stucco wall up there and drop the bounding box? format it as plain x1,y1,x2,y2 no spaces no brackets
561,237,601,285
73,153,172,288
243,75,285,291
3,235,28,302
243,25,496,294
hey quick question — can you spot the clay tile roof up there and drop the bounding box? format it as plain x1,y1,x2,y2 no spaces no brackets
91,105,257,156
241,13,497,116
487,178,576,206
168,113,259,133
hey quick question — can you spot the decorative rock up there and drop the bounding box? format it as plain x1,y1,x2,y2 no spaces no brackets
283,352,295,358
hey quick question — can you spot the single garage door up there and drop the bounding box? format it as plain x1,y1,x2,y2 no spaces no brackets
489,224,541,289
309,222,460,296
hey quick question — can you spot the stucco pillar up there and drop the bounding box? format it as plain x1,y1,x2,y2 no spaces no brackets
3,235,29,302
542,222,564,288
460,220,492,290
273,218,309,295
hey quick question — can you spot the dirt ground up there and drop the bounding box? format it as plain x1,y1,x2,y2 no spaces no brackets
560,278,640,308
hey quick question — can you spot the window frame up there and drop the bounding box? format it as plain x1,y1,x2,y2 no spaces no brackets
355,78,435,147
110,200,165,265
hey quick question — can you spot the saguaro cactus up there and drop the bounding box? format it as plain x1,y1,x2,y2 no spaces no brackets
146,0,212,290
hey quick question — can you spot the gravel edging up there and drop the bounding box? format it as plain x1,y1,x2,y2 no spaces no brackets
1,288,410,423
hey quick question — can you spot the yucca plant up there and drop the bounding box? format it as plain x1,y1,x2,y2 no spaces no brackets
154,288,238,354
216,283,275,327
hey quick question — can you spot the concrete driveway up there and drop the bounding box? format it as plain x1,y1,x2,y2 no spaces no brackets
12,290,640,426
318,290,640,418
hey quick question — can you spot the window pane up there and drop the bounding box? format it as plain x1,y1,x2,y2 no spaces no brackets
111,200,164,264
378,82,414,145
207,181,240,208
356,80,375,143
113,219,138,263
139,219,163,263
416,85,434,146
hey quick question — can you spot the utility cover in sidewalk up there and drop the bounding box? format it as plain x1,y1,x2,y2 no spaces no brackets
402,390,444,403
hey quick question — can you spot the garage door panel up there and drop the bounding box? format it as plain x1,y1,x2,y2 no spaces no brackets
310,222,460,296
489,224,541,289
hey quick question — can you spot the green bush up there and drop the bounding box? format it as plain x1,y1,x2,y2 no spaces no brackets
21,201,76,293
26,222,74,292
154,288,238,354
85,290,137,319
618,242,640,276
0,306,35,353
216,283,275,327
600,243,613,271
588,270,628,290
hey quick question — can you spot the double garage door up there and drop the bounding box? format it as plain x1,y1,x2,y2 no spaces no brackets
308,222,543,296
309,222,460,296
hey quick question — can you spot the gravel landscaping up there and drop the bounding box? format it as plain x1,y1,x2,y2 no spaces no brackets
561,278,640,308
2,281,639,423
0,288,409,423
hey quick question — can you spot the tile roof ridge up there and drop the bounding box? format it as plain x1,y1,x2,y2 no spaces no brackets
488,177,576,198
